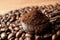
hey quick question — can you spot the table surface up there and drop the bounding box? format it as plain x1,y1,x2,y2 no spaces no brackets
0,0,60,15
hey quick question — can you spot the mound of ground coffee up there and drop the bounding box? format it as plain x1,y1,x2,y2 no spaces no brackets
21,9,49,34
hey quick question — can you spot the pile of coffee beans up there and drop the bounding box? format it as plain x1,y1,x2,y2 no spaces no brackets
0,3,60,40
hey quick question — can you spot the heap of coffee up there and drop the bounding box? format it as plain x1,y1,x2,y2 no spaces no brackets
21,9,49,34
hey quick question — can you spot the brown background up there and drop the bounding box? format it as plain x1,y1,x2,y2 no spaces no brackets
0,0,60,15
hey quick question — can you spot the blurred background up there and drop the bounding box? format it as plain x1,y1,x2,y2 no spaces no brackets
0,0,60,15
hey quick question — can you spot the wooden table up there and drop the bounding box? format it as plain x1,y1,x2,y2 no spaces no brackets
0,0,60,15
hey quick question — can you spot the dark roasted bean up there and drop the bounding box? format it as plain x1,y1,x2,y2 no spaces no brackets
35,35,41,40
14,38,19,40
56,30,60,36
9,37,14,40
1,32,7,39
8,33,15,39
16,29,24,37
52,34,57,40
43,34,52,38
19,37,24,40
24,37,31,40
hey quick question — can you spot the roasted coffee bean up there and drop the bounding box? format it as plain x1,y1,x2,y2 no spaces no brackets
14,27,20,31
1,32,7,39
7,22,10,26
9,25,14,31
1,27,8,32
43,34,52,38
56,30,60,36
0,37,2,40
24,7,32,13
19,26,23,29
9,16,16,22
52,34,57,40
19,8,26,16
0,24,2,27
21,33,25,39
25,32,34,40
1,22,6,27
14,10,21,20
52,34,60,40
14,38,19,40
7,31,11,35
55,3,60,11
19,37,24,40
24,37,31,40
35,35,41,40
16,29,24,37
25,33,32,38
8,33,15,39
9,37,15,40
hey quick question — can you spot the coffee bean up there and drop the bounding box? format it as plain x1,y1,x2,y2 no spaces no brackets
25,32,34,40
1,32,7,39
16,29,24,37
19,26,23,29
24,37,31,40
56,30,60,36
52,34,57,40
0,37,2,40
0,24,2,27
9,37,14,40
14,27,20,31
9,26,13,31
7,22,10,26
1,22,6,27
35,35,41,40
43,34,52,38
25,33,32,38
14,38,19,40
1,27,8,32
8,33,15,39
19,37,24,40
9,16,15,22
